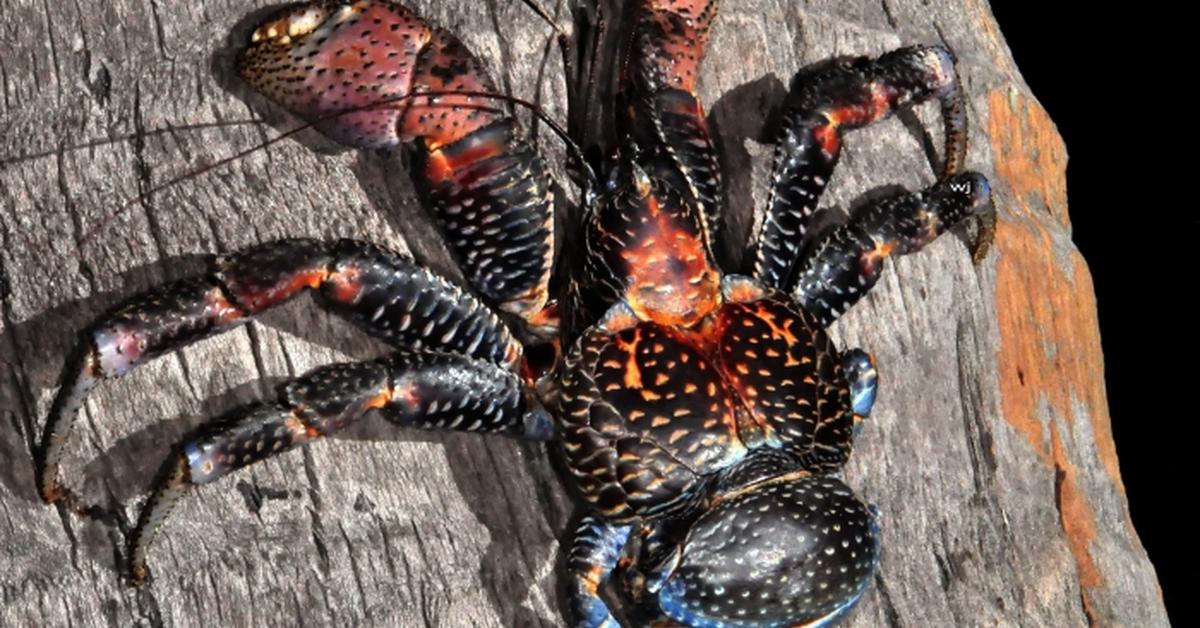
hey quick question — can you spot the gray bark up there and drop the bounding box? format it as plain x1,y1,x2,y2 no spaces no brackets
0,0,1165,626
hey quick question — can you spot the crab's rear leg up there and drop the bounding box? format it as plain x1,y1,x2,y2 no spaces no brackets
240,1,554,321
38,238,521,509
565,513,632,628
129,350,551,583
751,45,969,289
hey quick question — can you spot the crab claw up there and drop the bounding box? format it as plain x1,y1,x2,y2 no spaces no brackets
240,1,495,150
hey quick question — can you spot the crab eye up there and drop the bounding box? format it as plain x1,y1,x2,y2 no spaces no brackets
656,475,880,626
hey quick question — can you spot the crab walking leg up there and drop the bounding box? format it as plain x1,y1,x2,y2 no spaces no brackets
842,349,878,434
129,351,552,583
791,172,991,326
751,45,969,289
565,513,632,628
240,1,554,319
625,0,724,238
38,238,520,507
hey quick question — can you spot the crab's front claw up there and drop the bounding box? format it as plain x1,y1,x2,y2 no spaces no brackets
240,1,494,150
239,1,556,321
654,474,880,627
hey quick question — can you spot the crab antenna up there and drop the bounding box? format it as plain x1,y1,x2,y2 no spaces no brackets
0,120,265,168
519,0,569,41
73,88,598,251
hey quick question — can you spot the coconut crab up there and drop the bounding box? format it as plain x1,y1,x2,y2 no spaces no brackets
29,0,991,625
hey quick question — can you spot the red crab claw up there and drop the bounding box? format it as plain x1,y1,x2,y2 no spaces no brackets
240,1,556,322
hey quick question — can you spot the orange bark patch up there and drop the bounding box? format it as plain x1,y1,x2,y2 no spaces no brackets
986,89,1069,225
989,88,1123,494
1050,423,1102,624
989,85,1126,623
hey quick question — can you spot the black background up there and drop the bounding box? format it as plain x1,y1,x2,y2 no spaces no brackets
990,5,1183,624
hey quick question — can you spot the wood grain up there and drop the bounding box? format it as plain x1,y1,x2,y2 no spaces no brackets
0,0,1166,625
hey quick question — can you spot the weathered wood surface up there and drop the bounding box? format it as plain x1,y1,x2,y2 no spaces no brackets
0,0,1166,626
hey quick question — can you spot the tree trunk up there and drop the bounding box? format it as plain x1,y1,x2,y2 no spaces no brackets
0,0,1165,626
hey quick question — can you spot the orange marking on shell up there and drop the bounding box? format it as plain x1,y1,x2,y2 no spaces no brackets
826,82,894,127
861,239,896,275
817,83,898,156
751,304,799,346
237,268,330,311
722,278,765,303
526,301,560,331
284,414,317,441
582,564,606,593
615,329,644,389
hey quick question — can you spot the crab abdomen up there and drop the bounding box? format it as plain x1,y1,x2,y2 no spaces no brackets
654,474,880,627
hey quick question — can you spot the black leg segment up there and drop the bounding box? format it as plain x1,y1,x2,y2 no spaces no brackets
752,45,969,289
38,238,520,509
129,350,551,583
565,512,631,628
791,172,991,325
